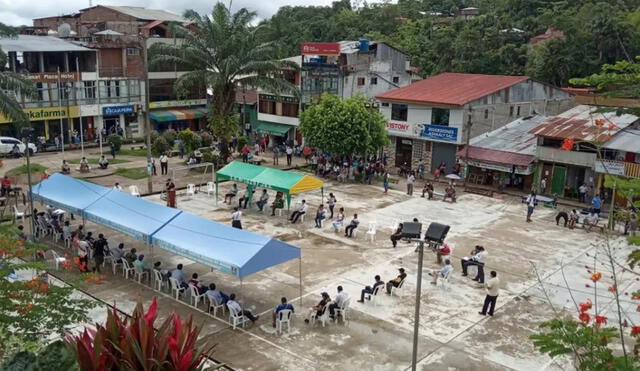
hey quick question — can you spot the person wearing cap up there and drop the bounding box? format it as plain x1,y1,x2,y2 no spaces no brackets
305,292,331,323
386,268,407,294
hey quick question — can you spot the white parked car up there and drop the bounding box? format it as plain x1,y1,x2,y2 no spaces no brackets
0,137,38,156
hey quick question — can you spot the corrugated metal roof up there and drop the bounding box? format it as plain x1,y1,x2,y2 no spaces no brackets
104,6,185,22
0,35,92,52
603,130,640,153
376,73,530,106
528,105,638,142
457,146,535,167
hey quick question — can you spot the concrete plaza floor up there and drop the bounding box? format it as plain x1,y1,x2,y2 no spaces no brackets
37,178,639,371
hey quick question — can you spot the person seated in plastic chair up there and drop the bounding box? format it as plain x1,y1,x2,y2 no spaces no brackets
585,211,599,232
386,268,407,294
171,263,188,289
304,292,330,324
461,246,487,283
153,261,170,281
98,155,109,169
314,204,326,228
422,182,434,199
256,189,269,211
390,223,403,248
443,185,456,203
188,273,207,294
237,187,251,209
227,293,259,323
344,214,359,238
430,259,453,285
223,183,238,204
124,248,138,265
329,285,349,319
205,283,229,308
272,296,295,328
332,208,345,231
61,160,71,175
289,200,308,224
270,192,285,216
133,254,151,277
357,275,384,303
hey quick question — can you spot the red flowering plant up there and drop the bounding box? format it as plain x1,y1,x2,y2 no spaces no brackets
67,298,217,371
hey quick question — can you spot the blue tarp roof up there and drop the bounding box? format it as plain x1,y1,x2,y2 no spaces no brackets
31,174,300,278
31,173,111,215
151,212,301,278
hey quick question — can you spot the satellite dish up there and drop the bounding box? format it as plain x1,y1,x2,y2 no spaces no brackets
57,23,71,38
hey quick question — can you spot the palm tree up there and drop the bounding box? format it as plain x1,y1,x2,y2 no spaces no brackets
0,23,36,132
150,3,298,158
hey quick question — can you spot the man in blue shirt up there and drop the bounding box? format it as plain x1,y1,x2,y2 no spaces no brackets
272,297,294,327
171,264,187,288
592,194,602,215
205,283,229,306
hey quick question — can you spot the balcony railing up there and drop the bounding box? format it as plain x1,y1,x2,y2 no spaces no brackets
537,146,596,168
99,67,124,77
595,159,640,179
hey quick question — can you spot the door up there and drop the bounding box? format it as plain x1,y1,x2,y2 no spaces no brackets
551,166,566,196
395,138,413,168
430,142,457,173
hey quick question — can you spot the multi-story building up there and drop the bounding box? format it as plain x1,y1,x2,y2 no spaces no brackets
375,73,574,173
32,5,206,138
255,40,414,145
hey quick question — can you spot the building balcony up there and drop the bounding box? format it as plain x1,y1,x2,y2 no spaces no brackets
537,146,596,168
99,67,124,78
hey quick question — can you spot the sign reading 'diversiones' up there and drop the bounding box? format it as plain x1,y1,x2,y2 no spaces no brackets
421,124,458,143
102,105,135,116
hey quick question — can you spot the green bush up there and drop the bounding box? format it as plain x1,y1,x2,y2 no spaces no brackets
200,131,213,147
149,130,160,144
162,129,177,146
202,148,221,165
151,137,171,157
628,235,640,246
178,129,202,153
237,136,248,151
106,134,123,152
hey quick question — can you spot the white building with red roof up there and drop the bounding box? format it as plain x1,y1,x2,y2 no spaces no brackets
375,72,573,173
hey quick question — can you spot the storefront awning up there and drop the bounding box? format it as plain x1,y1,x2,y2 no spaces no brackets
457,146,535,167
256,122,291,136
149,107,208,122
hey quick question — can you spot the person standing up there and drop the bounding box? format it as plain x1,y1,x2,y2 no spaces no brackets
327,193,337,219
578,183,587,203
160,153,169,175
591,194,602,215
92,233,108,273
273,145,280,165
479,271,499,316
231,207,242,229
110,144,117,159
407,172,415,196
526,191,536,222
383,171,389,194
540,177,547,194
166,179,177,208
286,145,293,166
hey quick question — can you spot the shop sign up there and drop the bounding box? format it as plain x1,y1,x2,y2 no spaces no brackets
467,160,534,175
386,122,410,132
300,42,341,56
0,106,80,124
595,159,625,176
148,99,207,109
259,94,299,104
26,72,78,82
421,124,458,143
103,105,136,116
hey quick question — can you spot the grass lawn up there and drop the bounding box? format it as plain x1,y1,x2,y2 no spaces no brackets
117,148,148,156
115,167,148,180
68,158,130,165
6,164,48,177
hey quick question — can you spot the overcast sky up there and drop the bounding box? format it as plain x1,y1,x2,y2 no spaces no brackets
0,0,337,26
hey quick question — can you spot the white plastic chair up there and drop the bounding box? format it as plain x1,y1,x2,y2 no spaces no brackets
366,222,377,242
205,182,215,195
121,259,135,279
391,279,406,297
13,206,24,220
276,309,293,334
310,303,331,327
129,185,140,197
186,184,196,198
112,256,123,275
387,218,399,233
134,266,149,284
169,278,185,300
364,284,384,307
189,284,205,308
440,270,452,290
334,298,350,322
227,304,248,330
153,270,165,292
50,250,66,270
103,251,114,268
207,295,226,317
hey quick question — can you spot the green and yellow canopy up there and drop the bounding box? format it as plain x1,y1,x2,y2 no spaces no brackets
216,161,323,195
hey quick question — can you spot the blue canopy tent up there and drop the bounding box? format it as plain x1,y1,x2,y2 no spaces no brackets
31,173,111,215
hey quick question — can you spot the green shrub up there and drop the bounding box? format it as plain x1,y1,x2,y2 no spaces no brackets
151,137,171,157
628,235,640,246
106,134,123,152
200,131,213,147
162,129,177,146
178,129,202,153
149,130,160,144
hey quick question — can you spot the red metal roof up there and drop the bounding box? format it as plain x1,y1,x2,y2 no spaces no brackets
376,73,530,106
142,20,164,29
456,146,535,167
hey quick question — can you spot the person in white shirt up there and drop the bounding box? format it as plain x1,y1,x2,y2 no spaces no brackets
160,153,169,175
227,293,259,322
256,189,269,211
289,200,308,224
407,172,415,195
231,207,242,229
113,182,123,191
526,191,536,222
327,193,337,218
238,187,251,209
344,214,359,238
585,211,599,232
329,285,349,318
430,259,453,284
224,183,238,203
461,245,488,283
98,155,109,169
285,146,293,166
332,207,345,231
479,271,500,316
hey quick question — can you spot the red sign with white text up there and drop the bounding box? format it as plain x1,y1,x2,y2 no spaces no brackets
300,42,341,56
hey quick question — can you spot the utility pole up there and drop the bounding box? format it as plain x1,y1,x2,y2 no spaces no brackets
463,107,472,187
23,128,36,237
141,36,153,194
411,238,425,371
56,68,64,158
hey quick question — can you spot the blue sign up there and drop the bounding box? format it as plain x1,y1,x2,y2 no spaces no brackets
421,124,458,142
103,105,135,116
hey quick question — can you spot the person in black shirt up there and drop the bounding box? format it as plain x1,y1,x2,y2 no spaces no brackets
92,233,108,273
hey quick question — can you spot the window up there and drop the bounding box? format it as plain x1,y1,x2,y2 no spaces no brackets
509,106,514,117
282,102,299,117
484,109,488,119
391,104,408,121
126,48,140,56
370,77,378,85
83,81,96,99
357,77,365,86
259,99,277,115
431,108,450,126
517,106,521,116
393,76,399,84
381,102,389,107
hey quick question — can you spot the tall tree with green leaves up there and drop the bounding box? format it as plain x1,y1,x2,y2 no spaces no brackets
0,23,36,132
299,94,389,156
149,3,298,158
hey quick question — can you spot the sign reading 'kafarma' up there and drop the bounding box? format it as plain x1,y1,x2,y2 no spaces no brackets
0,106,80,124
